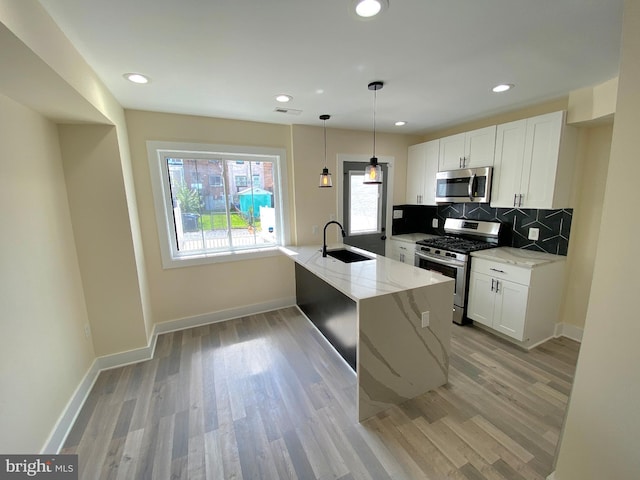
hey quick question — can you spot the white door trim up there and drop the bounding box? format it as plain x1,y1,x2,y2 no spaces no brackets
336,154,395,251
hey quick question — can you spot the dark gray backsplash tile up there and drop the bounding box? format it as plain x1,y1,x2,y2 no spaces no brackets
393,203,572,255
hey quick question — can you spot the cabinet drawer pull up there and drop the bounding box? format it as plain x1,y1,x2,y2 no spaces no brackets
490,268,506,273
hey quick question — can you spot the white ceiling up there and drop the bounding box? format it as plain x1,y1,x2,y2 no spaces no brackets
38,0,623,135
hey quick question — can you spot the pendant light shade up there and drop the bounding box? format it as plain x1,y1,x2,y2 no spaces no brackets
364,81,383,184
318,114,333,188
364,156,382,184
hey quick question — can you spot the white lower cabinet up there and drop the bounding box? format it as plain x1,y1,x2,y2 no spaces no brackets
467,256,565,348
468,272,528,340
386,239,413,264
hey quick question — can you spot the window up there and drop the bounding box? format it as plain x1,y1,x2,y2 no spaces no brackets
235,175,247,187
148,141,289,268
348,172,382,235
210,174,222,187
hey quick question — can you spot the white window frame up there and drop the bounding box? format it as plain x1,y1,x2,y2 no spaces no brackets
147,141,290,268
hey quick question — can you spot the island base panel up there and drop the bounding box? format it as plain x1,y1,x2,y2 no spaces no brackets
295,263,357,370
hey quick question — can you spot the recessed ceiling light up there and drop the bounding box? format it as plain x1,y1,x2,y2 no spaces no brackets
123,73,150,84
395,121,407,126
275,94,293,103
353,0,389,18
492,83,514,93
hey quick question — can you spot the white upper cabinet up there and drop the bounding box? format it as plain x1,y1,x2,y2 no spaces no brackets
438,125,496,171
491,111,577,209
406,139,439,205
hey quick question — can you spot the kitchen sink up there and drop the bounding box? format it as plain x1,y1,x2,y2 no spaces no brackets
326,249,373,263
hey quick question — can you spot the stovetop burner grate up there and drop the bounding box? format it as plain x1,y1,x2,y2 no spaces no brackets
416,235,498,254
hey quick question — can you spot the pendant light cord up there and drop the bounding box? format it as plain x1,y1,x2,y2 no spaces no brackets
323,118,327,165
373,88,377,158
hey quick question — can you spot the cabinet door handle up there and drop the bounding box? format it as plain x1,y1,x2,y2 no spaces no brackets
495,280,500,293
491,278,495,292
459,157,464,168
513,194,517,207
490,268,505,273
518,194,524,207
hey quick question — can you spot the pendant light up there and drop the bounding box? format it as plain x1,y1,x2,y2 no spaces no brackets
364,81,383,184
318,114,333,188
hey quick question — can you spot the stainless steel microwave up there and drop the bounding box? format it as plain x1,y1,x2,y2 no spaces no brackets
435,167,493,203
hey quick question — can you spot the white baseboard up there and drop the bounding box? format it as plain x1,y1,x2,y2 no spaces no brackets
153,296,296,335
40,359,101,454
554,322,584,343
43,296,296,454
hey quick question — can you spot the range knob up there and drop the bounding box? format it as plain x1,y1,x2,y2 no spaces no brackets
434,250,441,255
422,247,431,252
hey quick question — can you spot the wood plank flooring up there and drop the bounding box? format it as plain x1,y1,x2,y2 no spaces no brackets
62,307,580,479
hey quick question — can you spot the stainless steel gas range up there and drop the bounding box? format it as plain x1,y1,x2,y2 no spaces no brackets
415,218,503,325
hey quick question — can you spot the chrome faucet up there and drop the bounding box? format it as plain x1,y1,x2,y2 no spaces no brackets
322,220,346,257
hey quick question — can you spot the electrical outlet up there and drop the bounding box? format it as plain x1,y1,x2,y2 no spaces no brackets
528,227,540,241
312,225,319,235
432,218,438,228
421,311,430,328
84,324,91,339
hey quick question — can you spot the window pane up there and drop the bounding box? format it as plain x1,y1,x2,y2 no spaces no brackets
225,160,277,248
348,173,381,235
154,143,284,266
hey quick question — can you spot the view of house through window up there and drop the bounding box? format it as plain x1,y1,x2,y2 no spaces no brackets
163,154,279,256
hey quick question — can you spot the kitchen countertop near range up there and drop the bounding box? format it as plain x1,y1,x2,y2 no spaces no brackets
471,246,566,268
390,233,440,244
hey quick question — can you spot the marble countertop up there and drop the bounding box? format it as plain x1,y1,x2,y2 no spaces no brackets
281,244,453,301
390,233,440,244
471,246,567,267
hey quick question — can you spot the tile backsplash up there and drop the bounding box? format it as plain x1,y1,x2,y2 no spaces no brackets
392,204,573,256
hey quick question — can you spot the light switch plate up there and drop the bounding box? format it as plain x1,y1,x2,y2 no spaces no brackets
421,311,430,328
528,227,540,240
432,218,439,228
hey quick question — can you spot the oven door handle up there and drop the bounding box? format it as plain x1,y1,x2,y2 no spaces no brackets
468,173,476,201
415,251,464,267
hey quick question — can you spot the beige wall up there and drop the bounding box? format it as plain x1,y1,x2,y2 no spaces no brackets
58,125,148,355
0,94,95,452
125,110,296,324
1,0,153,355
291,124,419,245
420,97,569,141
559,124,612,329
554,0,640,477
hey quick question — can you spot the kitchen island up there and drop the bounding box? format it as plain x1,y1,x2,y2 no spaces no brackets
280,244,454,421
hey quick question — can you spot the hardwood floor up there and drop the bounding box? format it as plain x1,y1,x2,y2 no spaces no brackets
62,307,580,479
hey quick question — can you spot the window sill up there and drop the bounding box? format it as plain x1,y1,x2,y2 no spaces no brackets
161,246,283,269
